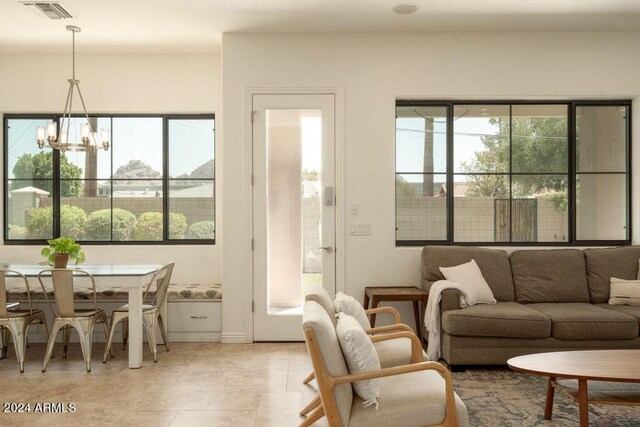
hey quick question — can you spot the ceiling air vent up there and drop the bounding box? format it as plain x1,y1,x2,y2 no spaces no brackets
21,2,73,19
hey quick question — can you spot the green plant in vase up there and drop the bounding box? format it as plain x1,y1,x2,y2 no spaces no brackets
41,237,86,268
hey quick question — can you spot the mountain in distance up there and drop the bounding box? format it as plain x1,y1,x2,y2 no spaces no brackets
114,160,161,184
112,159,214,185
176,159,215,179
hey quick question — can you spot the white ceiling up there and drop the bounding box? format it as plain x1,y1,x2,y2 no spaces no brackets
1,0,640,53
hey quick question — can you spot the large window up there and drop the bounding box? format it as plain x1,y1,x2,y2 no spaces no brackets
4,114,215,244
396,101,630,246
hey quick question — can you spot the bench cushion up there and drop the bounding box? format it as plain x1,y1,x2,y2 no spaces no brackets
167,283,222,301
528,303,639,340
510,249,590,303
583,246,640,304
442,302,551,339
7,283,222,301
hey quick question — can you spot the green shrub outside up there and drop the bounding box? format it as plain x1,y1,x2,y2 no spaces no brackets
86,208,137,241
26,206,53,239
187,220,215,239
134,212,163,241
8,224,28,239
26,205,87,240
169,213,187,239
61,205,88,240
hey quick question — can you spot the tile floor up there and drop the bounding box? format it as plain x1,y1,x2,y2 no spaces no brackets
0,341,327,427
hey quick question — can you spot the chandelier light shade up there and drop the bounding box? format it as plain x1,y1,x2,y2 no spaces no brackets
36,26,110,152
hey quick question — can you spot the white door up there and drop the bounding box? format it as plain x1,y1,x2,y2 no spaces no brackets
253,94,336,341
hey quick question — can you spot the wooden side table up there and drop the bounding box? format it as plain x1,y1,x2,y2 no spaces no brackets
363,286,429,342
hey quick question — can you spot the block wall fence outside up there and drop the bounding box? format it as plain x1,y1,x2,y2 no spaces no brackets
397,195,567,243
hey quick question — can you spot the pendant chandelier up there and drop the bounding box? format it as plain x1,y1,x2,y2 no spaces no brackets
36,25,110,152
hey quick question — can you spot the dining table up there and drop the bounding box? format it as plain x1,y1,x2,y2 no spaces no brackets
1,263,161,369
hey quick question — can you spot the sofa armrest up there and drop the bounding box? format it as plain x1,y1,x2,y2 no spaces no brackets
441,289,462,312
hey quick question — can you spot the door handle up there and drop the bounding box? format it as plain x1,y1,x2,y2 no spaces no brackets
319,246,334,253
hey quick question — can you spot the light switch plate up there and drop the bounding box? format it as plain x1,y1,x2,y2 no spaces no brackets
349,223,372,236
350,202,360,215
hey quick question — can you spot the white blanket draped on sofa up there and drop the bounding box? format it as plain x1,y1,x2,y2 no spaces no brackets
425,280,469,361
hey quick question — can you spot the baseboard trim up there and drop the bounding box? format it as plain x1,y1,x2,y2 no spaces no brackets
221,332,247,344
168,332,221,342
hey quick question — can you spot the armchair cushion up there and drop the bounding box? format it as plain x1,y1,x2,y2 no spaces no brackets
337,313,381,408
349,368,469,427
335,292,371,329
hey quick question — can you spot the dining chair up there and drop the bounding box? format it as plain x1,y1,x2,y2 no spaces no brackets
38,268,110,372
102,263,174,363
0,269,50,372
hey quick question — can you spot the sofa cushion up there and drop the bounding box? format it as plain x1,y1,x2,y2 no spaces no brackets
510,249,590,303
598,303,640,332
584,246,640,304
442,302,551,339
422,246,514,302
528,303,638,340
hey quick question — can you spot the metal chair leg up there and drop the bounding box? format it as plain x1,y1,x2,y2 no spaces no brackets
3,322,27,373
43,320,64,372
143,314,158,362
0,326,5,359
63,326,71,358
121,318,128,351
40,315,53,359
158,313,170,351
103,313,124,363
73,319,95,373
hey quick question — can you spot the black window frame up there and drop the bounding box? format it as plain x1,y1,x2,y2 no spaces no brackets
395,99,632,247
3,113,216,245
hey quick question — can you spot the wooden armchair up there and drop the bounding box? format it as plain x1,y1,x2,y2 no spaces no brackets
303,284,424,385
302,301,468,427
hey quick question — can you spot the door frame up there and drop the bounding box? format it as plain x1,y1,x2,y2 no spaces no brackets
243,87,345,342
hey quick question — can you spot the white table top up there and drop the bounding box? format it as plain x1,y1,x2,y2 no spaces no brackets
0,264,161,277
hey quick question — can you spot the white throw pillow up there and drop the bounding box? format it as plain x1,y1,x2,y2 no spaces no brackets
336,313,380,408
609,277,640,306
439,259,497,306
334,292,371,329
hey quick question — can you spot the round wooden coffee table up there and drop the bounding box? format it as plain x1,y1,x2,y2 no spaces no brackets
508,350,640,426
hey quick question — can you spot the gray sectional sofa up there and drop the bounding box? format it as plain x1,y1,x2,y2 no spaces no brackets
422,245,640,368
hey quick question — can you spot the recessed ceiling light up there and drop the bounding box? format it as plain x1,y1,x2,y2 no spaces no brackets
392,3,419,15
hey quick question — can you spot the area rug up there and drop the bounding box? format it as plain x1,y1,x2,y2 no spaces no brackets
452,368,640,426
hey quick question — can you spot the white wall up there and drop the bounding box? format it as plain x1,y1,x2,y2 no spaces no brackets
222,31,640,341
0,52,222,284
